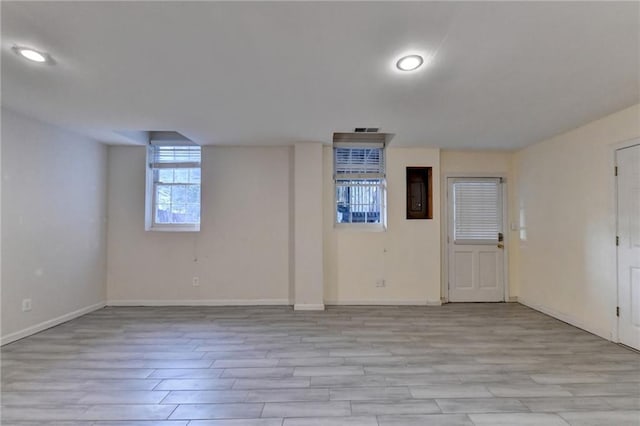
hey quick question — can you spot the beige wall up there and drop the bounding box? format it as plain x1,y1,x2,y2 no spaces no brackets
106,146,292,304
513,104,640,340
4,102,638,345
293,143,324,309
440,150,519,299
109,145,443,306
323,147,442,304
1,108,108,344
440,151,513,175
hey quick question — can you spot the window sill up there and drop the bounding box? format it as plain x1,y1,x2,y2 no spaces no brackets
334,223,386,232
146,224,200,232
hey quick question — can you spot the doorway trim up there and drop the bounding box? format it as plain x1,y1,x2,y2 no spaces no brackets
612,137,640,343
442,172,509,303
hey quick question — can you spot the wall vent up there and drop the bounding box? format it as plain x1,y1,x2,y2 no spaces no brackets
354,127,379,133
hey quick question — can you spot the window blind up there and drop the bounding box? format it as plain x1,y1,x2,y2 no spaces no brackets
150,145,201,169
453,179,501,242
334,146,385,179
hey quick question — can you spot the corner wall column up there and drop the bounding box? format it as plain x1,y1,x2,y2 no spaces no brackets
293,142,325,310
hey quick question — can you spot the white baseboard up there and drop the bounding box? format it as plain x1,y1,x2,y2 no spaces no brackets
294,304,326,311
325,299,442,306
107,299,291,307
508,296,519,303
1,301,106,346
518,297,611,341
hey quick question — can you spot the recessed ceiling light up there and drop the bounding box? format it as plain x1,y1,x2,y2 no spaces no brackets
12,46,50,63
396,54,424,72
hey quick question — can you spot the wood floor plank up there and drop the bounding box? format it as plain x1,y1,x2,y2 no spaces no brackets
1,304,638,424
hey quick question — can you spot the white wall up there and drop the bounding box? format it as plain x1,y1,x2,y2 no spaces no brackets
513,104,640,340
323,147,442,305
1,108,108,344
440,150,519,299
106,146,292,304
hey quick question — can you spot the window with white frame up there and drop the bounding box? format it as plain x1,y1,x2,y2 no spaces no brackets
146,145,201,231
334,143,386,225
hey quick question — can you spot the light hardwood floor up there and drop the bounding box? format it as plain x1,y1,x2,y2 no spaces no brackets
1,304,639,425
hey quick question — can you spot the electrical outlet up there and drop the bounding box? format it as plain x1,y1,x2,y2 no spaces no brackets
192,277,200,287
22,298,32,312
376,279,386,288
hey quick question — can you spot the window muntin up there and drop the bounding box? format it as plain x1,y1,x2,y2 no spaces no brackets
153,168,201,225
147,145,201,231
333,145,386,226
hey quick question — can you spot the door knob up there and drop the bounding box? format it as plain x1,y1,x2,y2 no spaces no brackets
497,243,504,249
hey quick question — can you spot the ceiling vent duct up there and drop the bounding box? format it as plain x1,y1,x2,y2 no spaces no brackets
333,131,394,146
354,127,379,133
149,131,197,146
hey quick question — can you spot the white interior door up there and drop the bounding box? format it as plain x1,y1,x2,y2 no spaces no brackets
448,178,505,302
617,144,640,350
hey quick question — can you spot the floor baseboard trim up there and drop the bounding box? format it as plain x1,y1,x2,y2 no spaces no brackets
294,304,325,311
518,297,611,341
325,300,442,306
107,299,291,307
1,301,106,346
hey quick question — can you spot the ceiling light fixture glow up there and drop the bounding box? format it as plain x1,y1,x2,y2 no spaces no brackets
396,54,424,72
12,46,49,63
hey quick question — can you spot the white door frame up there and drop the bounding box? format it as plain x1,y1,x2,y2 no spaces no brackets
612,138,640,343
442,173,509,303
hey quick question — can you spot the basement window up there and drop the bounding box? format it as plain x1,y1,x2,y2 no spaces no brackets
145,145,201,232
334,144,386,228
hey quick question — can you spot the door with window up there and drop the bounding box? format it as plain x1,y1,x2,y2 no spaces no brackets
617,144,640,350
448,177,505,302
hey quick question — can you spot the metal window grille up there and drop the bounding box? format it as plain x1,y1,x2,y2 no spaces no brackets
334,145,386,225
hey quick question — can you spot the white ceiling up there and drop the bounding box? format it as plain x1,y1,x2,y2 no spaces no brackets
2,1,638,148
